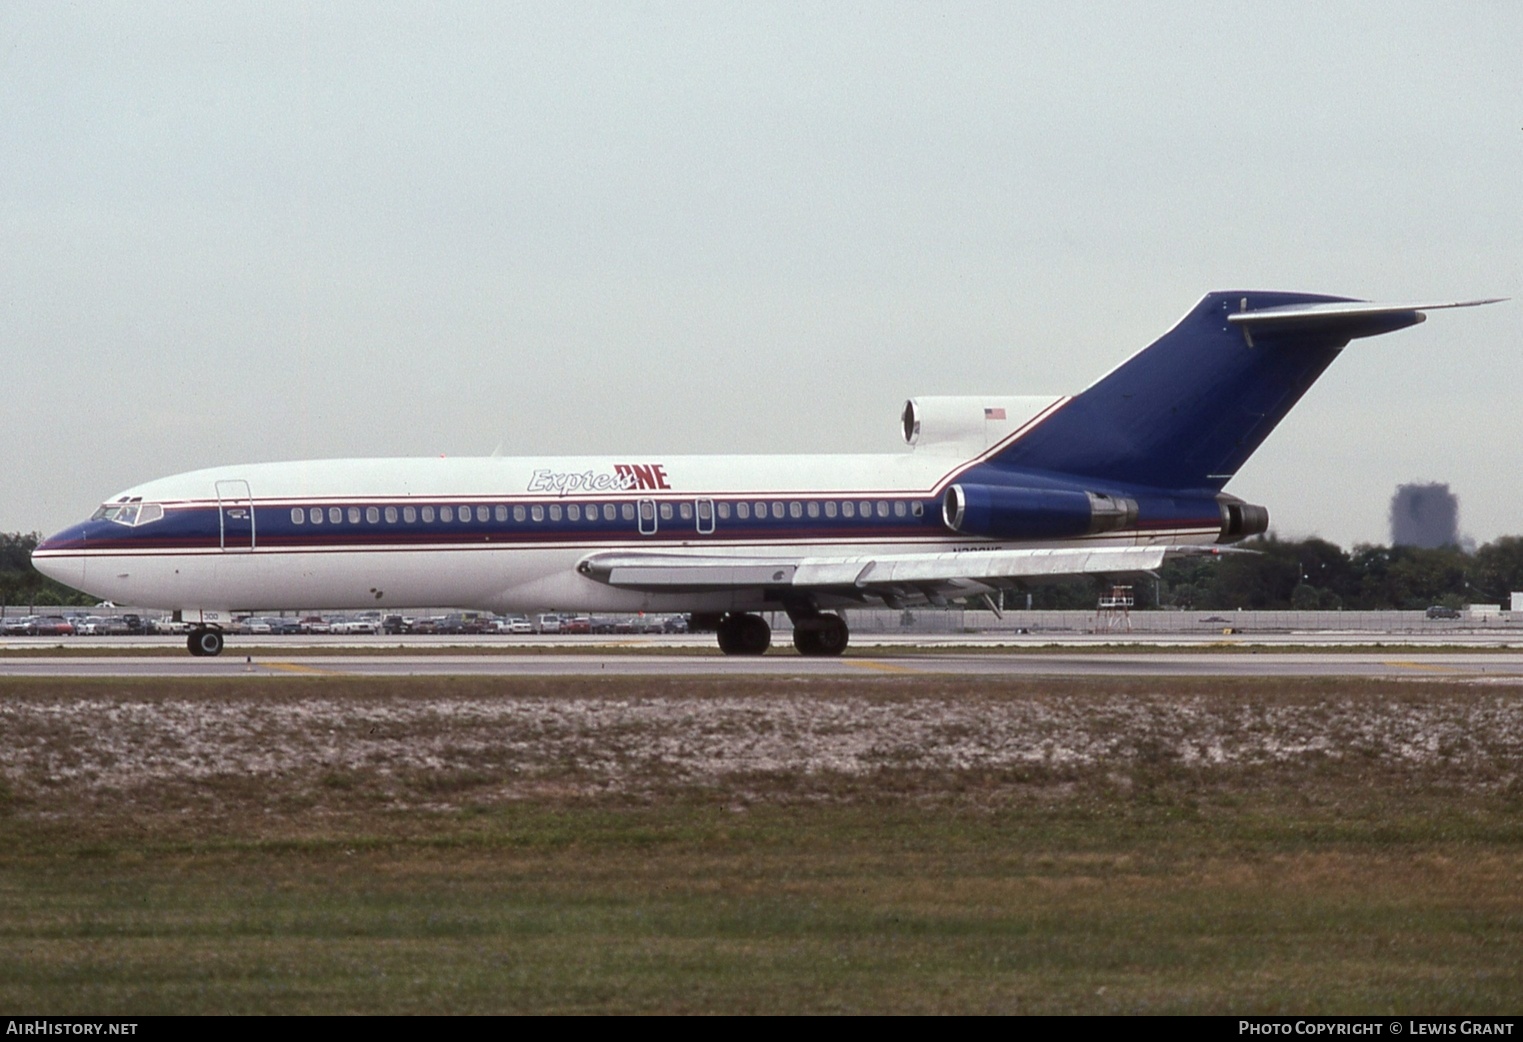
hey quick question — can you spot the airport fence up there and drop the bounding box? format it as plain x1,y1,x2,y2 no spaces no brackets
834,608,1522,635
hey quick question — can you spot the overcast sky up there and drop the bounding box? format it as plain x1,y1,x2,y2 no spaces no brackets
3,2,1518,547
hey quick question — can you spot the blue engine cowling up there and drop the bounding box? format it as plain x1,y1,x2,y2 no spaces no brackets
942,484,1139,540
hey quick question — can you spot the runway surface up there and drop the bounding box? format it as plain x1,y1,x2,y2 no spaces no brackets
5,649,1523,679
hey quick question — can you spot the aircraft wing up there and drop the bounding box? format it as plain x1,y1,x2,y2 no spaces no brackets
577,545,1230,606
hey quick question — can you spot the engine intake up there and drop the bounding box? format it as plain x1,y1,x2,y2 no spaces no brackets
943,484,1138,540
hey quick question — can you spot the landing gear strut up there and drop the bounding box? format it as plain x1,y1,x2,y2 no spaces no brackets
715,613,771,655
187,628,225,657
791,612,849,657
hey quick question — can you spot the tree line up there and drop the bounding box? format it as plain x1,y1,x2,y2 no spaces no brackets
1024,535,1523,611
1,533,87,611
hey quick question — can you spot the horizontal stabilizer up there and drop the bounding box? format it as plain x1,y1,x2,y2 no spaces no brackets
1227,297,1503,338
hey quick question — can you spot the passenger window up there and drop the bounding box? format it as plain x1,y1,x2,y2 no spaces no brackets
659,502,673,521
718,502,731,520
549,504,562,521
877,501,889,518
422,506,435,522
825,501,838,518
531,505,544,522
311,507,324,524
737,502,750,520
348,507,361,524
514,505,526,522
292,508,305,525
603,504,616,521
441,506,454,522
385,507,398,523
621,503,635,521
366,507,380,523
495,505,508,522
841,501,854,518
679,502,693,520
807,502,819,519
894,501,906,518
568,504,581,521
329,507,342,524
403,506,417,523
911,501,924,517
789,502,802,519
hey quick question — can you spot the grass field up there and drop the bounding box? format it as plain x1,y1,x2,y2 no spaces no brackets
2,675,1521,1013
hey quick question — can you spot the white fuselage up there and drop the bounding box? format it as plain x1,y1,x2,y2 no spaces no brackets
33,448,1220,623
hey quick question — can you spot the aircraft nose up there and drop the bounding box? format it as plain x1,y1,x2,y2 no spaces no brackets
31,526,88,591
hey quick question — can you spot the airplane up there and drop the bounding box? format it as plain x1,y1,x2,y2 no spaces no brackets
32,290,1499,658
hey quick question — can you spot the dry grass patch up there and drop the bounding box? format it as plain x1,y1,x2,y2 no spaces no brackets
2,675,1522,1012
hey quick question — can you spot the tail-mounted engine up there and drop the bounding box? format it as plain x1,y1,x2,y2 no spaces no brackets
942,484,1138,540
902,396,1065,456
1216,494,1269,544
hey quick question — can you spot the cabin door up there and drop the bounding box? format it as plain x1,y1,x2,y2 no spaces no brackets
215,480,256,551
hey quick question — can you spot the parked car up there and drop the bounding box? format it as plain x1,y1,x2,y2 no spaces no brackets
1425,605,1461,620
29,616,76,636
440,612,489,635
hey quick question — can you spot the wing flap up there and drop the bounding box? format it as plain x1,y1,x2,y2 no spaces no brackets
578,545,1208,594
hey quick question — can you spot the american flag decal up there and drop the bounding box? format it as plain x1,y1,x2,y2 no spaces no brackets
984,407,1006,420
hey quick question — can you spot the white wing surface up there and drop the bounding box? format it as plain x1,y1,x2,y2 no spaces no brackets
577,545,1232,606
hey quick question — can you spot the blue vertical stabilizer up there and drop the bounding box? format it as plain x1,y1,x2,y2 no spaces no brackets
986,291,1445,492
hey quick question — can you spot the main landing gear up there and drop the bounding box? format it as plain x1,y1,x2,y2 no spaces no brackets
711,611,850,657
790,612,849,657
187,628,225,657
715,613,772,655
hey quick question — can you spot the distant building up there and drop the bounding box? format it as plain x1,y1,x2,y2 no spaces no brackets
1390,483,1459,548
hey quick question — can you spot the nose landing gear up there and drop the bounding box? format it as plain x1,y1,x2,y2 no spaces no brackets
187,628,225,657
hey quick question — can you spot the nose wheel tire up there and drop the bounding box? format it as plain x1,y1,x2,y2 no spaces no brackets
716,613,771,655
188,628,225,657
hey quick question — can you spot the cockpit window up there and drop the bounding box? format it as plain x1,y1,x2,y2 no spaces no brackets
94,501,164,526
